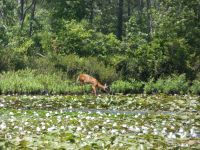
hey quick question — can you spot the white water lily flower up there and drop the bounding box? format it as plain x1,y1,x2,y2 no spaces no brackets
153,129,158,135
122,124,127,128
94,125,99,130
80,122,84,127
24,122,29,126
168,132,176,139
34,112,39,117
106,119,111,123
113,122,117,127
162,120,166,125
135,127,140,132
128,126,134,131
179,127,184,133
102,129,106,134
41,125,45,130
76,126,82,131
86,135,91,139
20,131,26,135
0,122,6,130
57,116,62,123
190,127,197,138
47,126,56,132
121,129,126,134
46,112,50,117
96,111,102,115
0,103,4,107
111,129,118,135
134,115,138,118
9,112,14,116
9,118,15,122
36,127,41,132
161,127,167,135
140,144,144,150
142,129,148,134
60,109,63,114
19,126,23,131
14,126,19,129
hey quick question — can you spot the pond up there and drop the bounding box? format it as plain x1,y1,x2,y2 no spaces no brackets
0,94,199,149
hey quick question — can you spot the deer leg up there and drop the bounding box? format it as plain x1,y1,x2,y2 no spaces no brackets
92,86,97,96
83,83,85,95
80,82,84,95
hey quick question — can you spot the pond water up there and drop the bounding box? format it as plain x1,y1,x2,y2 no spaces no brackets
0,94,199,149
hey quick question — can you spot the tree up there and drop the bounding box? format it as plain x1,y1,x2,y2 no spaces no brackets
146,0,152,41
29,0,36,36
117,0,124,40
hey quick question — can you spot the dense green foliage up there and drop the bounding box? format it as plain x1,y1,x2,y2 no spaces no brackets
0,0,200,94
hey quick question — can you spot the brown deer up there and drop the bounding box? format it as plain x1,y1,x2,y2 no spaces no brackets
77,74,108,96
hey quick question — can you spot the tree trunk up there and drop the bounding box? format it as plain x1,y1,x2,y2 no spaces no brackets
19,0,24,29
127,0,131,17
137,0,144,24
117,0,124,40
89,0,94,24
146,0,152,41
29,0,36,36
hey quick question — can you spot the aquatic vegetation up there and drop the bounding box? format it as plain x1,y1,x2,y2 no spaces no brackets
0,94,199,149
0,94,199,112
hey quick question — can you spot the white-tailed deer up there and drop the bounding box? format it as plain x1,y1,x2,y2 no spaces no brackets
77,74,108,96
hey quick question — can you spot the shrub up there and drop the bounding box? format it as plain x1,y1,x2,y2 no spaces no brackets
144,74,189,94
0,70,43,94
190,73,200,95
144,78,165,94
111,80,143,94
163,74,189,94
55,54,116,83
190,80,200,95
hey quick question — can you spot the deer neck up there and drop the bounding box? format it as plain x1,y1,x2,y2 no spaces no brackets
97,82,105,91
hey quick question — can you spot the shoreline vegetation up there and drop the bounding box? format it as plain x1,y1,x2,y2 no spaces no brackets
0,69,199,95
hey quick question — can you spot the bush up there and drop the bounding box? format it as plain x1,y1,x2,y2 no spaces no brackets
190,80,200,95
0,70,43,94
163,74,189,94
144,74,189,94
55,54,116,83
144,78,165,94
190,73,200,95
111,80,143,94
